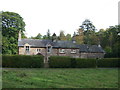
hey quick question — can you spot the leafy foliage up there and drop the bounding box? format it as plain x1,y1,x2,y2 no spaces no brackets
49,56,71,68
75,58,96,68
58,30,67,40
98,58,119,67
2,11,26,54
2,55,44,68
97,25,120,57
31,33,42,39
80,19,96,32
49,56,119,68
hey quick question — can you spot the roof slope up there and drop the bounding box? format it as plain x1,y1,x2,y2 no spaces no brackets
18,39,105,53
78,44,105,53
18,39,78,48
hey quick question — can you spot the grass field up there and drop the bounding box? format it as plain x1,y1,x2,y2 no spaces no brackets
2,68,118,88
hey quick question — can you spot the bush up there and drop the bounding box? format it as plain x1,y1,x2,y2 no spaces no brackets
49,56,71,68
49,56,97,68
2,55,44,68
75,58,96,68
97,58,119,67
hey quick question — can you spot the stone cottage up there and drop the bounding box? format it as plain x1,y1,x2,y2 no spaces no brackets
18,31,105,62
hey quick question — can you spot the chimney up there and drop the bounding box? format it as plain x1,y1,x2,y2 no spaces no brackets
18,30,21,41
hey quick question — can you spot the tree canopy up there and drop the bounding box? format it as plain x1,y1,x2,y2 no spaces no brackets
2,11,26,54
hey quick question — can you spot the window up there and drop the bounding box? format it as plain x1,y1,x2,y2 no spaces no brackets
59,49,65,53
47,46,51,53
37,49,41,52
26,46,29,53
71,49,76,53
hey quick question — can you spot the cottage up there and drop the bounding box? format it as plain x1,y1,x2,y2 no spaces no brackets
18,31,105,62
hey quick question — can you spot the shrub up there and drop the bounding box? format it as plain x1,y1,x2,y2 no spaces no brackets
97,58,119,67
2,55,44,68
49,56,71,68
75,58,96,68
71,58,76,68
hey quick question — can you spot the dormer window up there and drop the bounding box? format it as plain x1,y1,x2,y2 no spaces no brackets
59,49,65,53
71,49,76,53
47,46,52,53
26,46,29,53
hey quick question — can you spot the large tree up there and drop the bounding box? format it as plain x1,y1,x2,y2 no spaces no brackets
58,30,67,40
2,11,26,54
74,28,84,44
80,19,97,45
66,34,72,41
97,25,120,57
80,19,96,32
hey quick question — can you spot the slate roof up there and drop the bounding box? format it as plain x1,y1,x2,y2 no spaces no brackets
78,44,105,53
18,39,78,48
18,39,105,53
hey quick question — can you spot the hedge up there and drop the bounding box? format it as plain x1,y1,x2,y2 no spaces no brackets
75,58,96,68
49,56,96,68
97,58,119,67
2,55,44,68
49,56,71,68
49,56,119,68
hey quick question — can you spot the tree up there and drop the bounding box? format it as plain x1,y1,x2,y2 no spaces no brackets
2,11,26,54
52,33,57,41
46,29,51,39
80,19,96,32
59,30,67,40
35,33,42,39
66,34,72,41
98,25,120,58
80,19,96,44
43,35,48,39
74,28,84,44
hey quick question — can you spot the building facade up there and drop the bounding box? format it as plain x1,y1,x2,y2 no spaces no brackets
18,32,105,62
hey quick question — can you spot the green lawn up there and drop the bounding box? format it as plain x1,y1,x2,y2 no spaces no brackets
2,68,118,88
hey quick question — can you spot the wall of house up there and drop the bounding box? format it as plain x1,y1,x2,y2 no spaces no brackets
47,48,58,56
58,48,80,58
19,47,46,56
19,47,104,59
80,52,104,58
80,52,88,58
19,47,25,55
19,47,80,58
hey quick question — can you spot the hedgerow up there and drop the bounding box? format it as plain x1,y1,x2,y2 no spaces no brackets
2,55,44,68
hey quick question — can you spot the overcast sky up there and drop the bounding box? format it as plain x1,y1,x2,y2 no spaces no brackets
0,0,119,37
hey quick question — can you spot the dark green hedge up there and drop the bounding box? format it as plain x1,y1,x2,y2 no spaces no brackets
2,55,44,68
97,58,119,67
49,56,119,68
49,56,96,68
75,58,96,68
49,56,71,68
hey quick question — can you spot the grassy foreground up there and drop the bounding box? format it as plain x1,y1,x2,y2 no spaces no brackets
2,68,118,88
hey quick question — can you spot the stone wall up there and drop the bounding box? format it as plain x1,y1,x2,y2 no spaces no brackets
19,47,80,58
58,48,80,58
19,47,104,59
80,52,104,58
19,47,46,56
